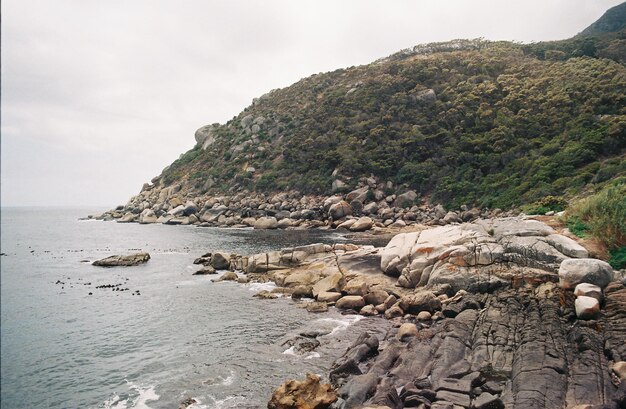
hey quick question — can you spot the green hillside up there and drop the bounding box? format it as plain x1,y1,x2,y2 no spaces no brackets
577,1,626,37
157,35,626,210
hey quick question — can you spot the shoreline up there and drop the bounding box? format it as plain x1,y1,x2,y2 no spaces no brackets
187,215,626,409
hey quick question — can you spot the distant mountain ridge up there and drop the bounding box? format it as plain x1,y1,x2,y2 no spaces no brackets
133,5,625,211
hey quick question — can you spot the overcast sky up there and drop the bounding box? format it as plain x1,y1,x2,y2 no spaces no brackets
1,0,622,207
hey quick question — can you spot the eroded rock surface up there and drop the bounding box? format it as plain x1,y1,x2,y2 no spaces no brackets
92,252,150,267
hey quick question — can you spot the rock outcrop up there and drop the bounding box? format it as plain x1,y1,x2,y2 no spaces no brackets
92,252,150,267
268,373,337,409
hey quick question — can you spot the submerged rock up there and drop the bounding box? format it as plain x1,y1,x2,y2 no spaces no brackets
92,252,150,267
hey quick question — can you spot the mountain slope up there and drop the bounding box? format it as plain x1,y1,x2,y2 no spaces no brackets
577,1,626,37
154,36,625,210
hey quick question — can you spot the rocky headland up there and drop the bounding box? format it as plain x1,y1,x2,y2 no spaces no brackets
193,216,625,409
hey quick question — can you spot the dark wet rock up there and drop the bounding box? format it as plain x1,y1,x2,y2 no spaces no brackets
92,252,150,267
306,302,329,313
178,397,197,409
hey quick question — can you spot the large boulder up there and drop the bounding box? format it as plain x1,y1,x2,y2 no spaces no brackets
254,216,279,229
575,295,601,320
336,296,366,310
399,291,441,314
329,201,352,220
558,258,614,289
312,273,345,298
211,252,231,270
394,190,418,208
268,373,337,409
93,252,150,267
350,217,374,232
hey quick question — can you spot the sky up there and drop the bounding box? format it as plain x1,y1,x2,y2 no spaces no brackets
1,0,622,207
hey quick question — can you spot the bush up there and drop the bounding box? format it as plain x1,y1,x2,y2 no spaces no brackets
565,180,626,249
609,247,626,270
524,195,567,215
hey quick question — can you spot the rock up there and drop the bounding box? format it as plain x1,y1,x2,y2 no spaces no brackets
182,201,198,216
443,211,461,224
329,201,352,220
312,273,345,297
613,361,626,380
397,323,419,341
364,290,389,306
384,305,404,319
317,291,343,303
216,271,238,282
92,252,150,267
414,88,436,103
349,217,374,232
268,373,336,409
435,390,470,408
211,252,231,270
389,219,406,228
559,258,614,289
277,218,294,229
292,285,313,299
117,212,137,223
545,234,588,258
343,280,369,296
179,397,198,409
306,302,329,313
363,202,379,215
193,266,216,275
336,296,366,310
473,392,504,409
575,295,601,320
399,291,441,314
360,305,378,316
254,290,278,299
417,311,432,321
254,216,279,229
394,190,418,208
337,219,357,230
574,283,603,302
332,179,347,192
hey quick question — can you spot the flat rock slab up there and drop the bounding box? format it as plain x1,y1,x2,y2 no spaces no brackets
92,252,150,267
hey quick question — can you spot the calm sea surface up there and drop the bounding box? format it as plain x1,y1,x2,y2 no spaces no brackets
1,208,387,409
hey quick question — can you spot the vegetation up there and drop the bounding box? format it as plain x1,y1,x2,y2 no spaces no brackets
156,26,626,211
565,179,626,268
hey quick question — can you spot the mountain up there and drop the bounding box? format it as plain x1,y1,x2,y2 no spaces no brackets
577,1,626,37
134,12,626,212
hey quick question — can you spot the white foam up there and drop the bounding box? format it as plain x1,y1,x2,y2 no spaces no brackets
204,395,246,409
218,370,235,386
248,281,277,293
304,352,321,360
282,345,297,355
102,381,159,409
315,315,364,336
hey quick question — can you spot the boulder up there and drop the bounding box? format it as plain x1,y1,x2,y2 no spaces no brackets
254,217,279,229
574,295,601,320
182,201,198,216
336,296,366,310
343,280,369,296
363,202,379,215
399,291,441,314
364,290,389,306
416,311,432,321
312,273,345,298
559,258,614,289
92,252,150,267
329,201,352,220
384,305,404,319
349,217,374,232
317,292,343,303
443,211,461,224
613,361,626,380
268,373,336,409
397,323,419,341
574,283,603,302
216,271,238,282
394,190,418,208
473,392,504,409
277,218,294,229
306,302,329,313
211,252,231,270
360,305,378,316
193,266,216,275
254,290,278,299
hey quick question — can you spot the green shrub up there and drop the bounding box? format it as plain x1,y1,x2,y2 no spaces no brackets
524,195,567,215
609,247,626,270
566,181,626,249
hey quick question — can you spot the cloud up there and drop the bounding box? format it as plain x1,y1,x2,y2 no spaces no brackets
1,0,622,206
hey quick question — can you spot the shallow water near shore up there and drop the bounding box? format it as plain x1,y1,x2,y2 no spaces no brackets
1,207,389,409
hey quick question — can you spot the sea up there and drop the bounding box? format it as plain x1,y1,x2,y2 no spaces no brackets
0,207,389,409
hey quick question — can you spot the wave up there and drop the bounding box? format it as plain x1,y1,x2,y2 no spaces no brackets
101,380,159,409
314,315,364,336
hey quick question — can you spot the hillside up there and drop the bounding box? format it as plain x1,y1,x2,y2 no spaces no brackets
577,1,626,37
152,35,625,211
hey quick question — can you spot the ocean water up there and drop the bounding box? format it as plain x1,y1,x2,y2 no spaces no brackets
0,208,388,409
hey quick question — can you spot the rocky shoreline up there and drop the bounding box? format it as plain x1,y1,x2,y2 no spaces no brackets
186,216,625,409
92,179,519,232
